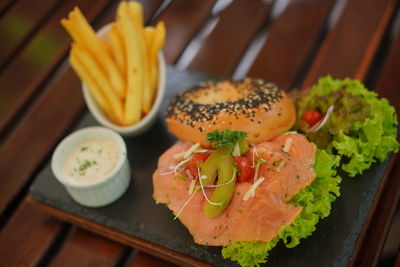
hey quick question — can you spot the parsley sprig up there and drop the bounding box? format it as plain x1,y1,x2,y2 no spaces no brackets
206,130,247,148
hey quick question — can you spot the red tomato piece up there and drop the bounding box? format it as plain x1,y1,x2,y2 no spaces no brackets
234,156,254,183
188,153,210,177
301,109,323,126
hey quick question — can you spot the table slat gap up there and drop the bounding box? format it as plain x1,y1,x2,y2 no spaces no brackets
155,0,216,65
48,227,128,267
0,0,17,20
27,196,211,267
353,155,400,266
35,223,74,267
147,0,172,25
0,1,166,265
115,246,135,267
247,0,336,90
0,198,64,266
365,4,400,90
352,22,400,265
0,0,64,72
186,0,273,76
0,0,112,141
302,0,398,88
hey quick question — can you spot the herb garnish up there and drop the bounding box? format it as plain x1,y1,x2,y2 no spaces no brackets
207,129,247,148
78,159,97,175
251,155,266,169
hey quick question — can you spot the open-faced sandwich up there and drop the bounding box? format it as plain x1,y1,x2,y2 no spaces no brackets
152,78,398,266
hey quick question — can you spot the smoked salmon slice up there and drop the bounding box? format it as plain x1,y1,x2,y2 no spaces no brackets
152,133,316,246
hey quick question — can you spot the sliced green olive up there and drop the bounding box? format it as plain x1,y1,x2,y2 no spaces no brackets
239,139,249,155
204,154,236,217
200,146,231,186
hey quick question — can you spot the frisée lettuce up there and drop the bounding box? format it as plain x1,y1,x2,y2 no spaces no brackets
222,149,341,267
295,76,399,176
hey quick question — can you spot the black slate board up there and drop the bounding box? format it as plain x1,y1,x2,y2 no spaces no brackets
30,66,390,267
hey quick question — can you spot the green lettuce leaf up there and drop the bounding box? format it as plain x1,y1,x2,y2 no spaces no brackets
222,149,341,267
295,76,399,176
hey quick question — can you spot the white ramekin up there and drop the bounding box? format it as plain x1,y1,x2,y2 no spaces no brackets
51,127,130,207
81,23,166,136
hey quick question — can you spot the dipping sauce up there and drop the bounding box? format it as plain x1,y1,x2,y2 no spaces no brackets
63,139,119,183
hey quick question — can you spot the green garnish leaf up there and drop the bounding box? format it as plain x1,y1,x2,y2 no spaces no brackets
222,150,341,267
78,159,95,174
207,129,247,148
295,76,399,176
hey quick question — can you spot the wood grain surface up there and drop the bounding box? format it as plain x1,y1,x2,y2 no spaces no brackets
156,0,216,64
0,0,60,69
0,199,64,266
0,0,399,266
187,0,273,76
49,228,127,267
0,0,110,137
303,0,398,88
353,21,400,266
248,0,336,90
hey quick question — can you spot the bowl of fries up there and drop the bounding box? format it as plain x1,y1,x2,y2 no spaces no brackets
82,23,166,136
62,2,166,136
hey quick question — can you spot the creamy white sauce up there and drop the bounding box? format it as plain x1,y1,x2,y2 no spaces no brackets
63,139,119,183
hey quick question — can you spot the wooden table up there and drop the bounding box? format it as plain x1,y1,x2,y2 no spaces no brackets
0,0,399,266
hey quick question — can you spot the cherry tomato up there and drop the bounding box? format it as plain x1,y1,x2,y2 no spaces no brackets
301,109,323,126
188,153,210,177
234,156,254,183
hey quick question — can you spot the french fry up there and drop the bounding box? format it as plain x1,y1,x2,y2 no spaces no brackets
73,43,124,124
144,27,155,48
109,23,126,77
63,2,166,127
124,1,153,113
61,19,84,44
145,21,166,112
127,1,143,28
125,2,152,114
154,21,166,54
70,48,118,123
144,26,156,110
118,3,145,124
62,7,125,99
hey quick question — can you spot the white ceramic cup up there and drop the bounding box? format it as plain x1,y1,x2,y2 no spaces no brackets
51,127,130,207
81,23,166,136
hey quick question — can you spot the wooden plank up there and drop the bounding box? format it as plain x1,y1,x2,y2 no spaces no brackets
0,0,60,69
302,0,398,88
28,197,212,267
0,199,64,266
248,0,336,90
0,0,110,138
128,251,178,267
373,30,400,115
49,228,127,267
141,0,164,24
155,0,216,64
396,249,400,267
353,26,400,266
187,0,273,76
0,2,163,264
353,156,400,266
0,0,15,18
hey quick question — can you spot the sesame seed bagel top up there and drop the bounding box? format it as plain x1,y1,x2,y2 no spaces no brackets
166,78,296,147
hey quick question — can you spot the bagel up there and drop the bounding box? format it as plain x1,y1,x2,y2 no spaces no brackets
166,78,296,146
